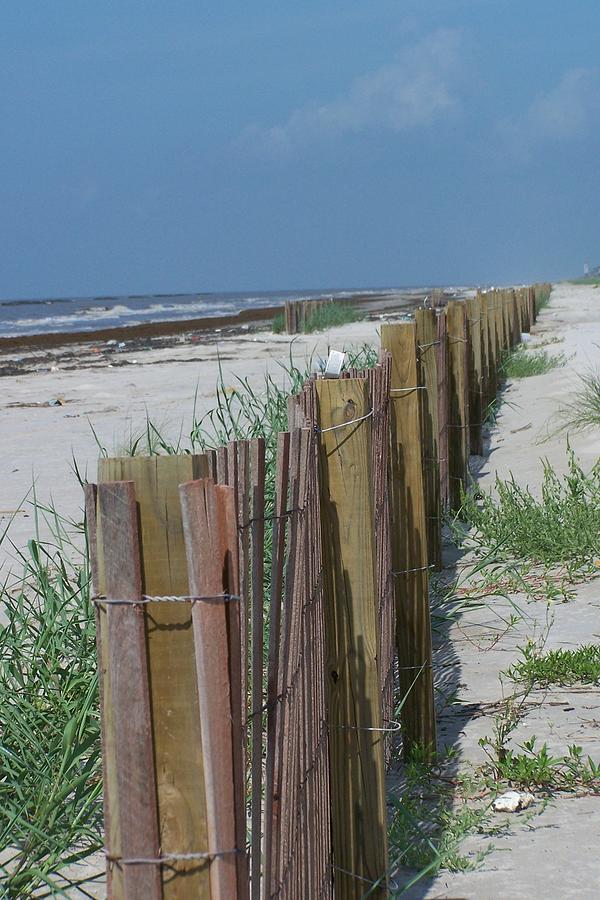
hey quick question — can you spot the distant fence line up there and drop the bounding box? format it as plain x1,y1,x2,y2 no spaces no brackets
87,283,550,898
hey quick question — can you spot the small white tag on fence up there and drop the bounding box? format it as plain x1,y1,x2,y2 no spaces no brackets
323,350,346,378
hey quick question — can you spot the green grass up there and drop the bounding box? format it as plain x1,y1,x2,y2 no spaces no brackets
510,642,600,687
500,345,567,378
389,748,494,891
272,301,361,334
535,284,552,312
304,302,359,332
479,735,600,792
456,449,600,569
569,276,600,286
272,311,285,333
0,503,102,896
550,367,600,435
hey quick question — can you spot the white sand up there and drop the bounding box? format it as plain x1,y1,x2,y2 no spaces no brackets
3,283,600,896
0,317,391,575
404,282,600,899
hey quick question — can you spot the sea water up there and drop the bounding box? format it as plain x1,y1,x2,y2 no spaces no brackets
0,288,404,338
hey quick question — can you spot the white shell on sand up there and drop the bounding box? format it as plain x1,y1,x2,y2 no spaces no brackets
492,790,536,813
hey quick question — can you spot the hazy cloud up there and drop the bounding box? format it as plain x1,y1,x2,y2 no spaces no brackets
238,29,463,157
500,67,600,161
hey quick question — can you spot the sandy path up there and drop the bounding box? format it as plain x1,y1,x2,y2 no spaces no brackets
404,282,600,899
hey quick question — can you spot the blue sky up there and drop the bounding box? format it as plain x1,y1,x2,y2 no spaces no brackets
1,1,599,298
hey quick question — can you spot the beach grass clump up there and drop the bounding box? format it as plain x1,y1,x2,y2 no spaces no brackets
550,367,600,435
303,302,359,333
0,507,101,895
500,345,567,379
272,302,361,334
456,449,600,568
509,642,600,687
535,284,552,312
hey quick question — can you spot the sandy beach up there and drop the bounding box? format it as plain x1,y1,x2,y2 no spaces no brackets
2,282,600,896
0,291,436,574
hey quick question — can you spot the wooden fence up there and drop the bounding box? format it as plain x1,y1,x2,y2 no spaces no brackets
283,298,349,334
86,283,550,899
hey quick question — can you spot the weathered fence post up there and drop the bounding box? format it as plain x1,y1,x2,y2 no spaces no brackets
466,296,484,456
380,322,436,757
494,291,505,359
315,377,388,897
446,301,469,510
436,308,450,509
484,293,497,407
97,454,220,900
479,292,490,440
415,308,442,569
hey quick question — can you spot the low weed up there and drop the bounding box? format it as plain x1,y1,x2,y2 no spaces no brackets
389,748,494,889
510,642,600,687
455,448,600,569
480,735,600,792
500,345,567,378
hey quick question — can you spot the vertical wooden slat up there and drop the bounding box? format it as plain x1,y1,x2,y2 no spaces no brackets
206,448,218,482
219,485,250,897
264,432,291,896
315,377,388,898
496,290,504,355
369,358,396,761
96,481,162,900
217,445,229,484
510,290,520,347
97,455,210,899
85,484,123,900
250,439,266,900
446,301,469,510
415,308,442,568
281,430,310,895
479,293,490,436
486,293,498,407
380,323,436,757
436,309,449,509
272,427,302,894
179,479,239,900
466,296,484,456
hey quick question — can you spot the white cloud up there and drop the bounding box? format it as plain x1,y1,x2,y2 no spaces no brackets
237,29,463,157
499,67,600,161
529,68,599,139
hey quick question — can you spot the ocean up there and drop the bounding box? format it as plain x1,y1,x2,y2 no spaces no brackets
0,288,406,339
